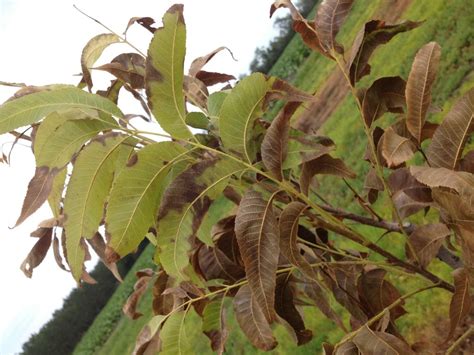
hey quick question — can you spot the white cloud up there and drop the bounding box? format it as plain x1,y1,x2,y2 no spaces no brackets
0,0,282,353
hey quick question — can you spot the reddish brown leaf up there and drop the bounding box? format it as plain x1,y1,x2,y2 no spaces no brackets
348,20,422,85
267,79,316,103
262,102,300,180
293,20,329,57
233,284,277,351
410,166,474,195
300,154,356,195
125,16,157,34
408,224,451,268
195,71,235,87
279,202,319,281
15,167,59,227
20,228,53,278
357,269,406,325
406,42,441,143
364,167,384,204
352,325,415,354
459,151,474,173
152,271,174,316
360,76,406,127
427,88,474,169
446,268,471,342
52,235,68,271
235,190,279,323
275,274,312,345
87,232,123,282
314,0,354,54
382,126,416,168
188,46,233,77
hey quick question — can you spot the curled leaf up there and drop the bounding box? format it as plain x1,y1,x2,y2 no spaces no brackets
123,270,153,320
408,224,451,268
382,126,416,168
20,228,53,278
446,268,471,342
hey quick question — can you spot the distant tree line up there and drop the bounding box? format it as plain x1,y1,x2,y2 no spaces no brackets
21,242,147,355
249,0,316,75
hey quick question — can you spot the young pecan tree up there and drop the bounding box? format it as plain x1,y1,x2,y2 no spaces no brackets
1,0,472,353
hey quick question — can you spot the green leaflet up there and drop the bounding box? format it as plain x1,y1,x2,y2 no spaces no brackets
64,134,135,281
34,113,115,169
106,142,190,259
208,91,228,129
145,5,193,140
0,86,122,134
81,33,121,90
156,157,244,281
219,73,272,162
160,311,194,355
48,168,66,218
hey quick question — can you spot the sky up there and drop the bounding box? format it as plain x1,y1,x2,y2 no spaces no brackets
0,0,284,353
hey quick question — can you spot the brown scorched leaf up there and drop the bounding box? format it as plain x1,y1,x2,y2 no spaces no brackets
314,0,354,54
352,325,415,354
20,228,52,278
188,46,233,77
261,102,300,180
410,166,474,195
195,71,235,87
123,269,154,320
446,268,471,342
427,88,474,169
87,233,122,282
124,17,157,34
348,20,422,85
233,284,277,351
405,42,441,143
382,126,416,168
94,53,146,89
408,224,451,268
235,190,280,323
15,167,59,227
300,154,356,195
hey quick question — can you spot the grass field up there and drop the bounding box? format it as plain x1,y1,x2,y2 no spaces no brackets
74,0,474,353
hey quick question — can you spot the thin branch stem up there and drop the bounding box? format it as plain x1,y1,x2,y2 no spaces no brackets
446,325,474,354
73,5,146,57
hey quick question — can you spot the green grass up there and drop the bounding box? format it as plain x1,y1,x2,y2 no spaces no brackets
74,0,473,353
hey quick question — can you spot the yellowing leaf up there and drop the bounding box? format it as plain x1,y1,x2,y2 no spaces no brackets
220,73,272,163
105,142,190,260
0,86,122,134
81,33,121,90
64,134,135,281
145,4,193,140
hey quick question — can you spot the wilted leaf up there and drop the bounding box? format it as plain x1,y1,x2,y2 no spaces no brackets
275,274,313,345
106,142,190,261
427,88,474,169
220,73,272,162
406,42,441,143
446,268,471,342
315,0,354,54
352,325,415,354
125,16,157,35
123,270,153,320
235,190,280,323
145,4,193,140
382,127,416,168
133,315,166,355
195,71,235,87
233,284,277,351
348,20,422,85
20,228,53,277
334,341,358,354
81,33,121,90
283,135,335,170
52,235,68,271
357,269,405,325
156,157,244,281
266,78,316,103
87,232,122,281
360,76,406,127
188,46,233,77
262,102,300,180
300,154,356,195
364,167,384,204
184,75,209,109
94,53,146,89
0,86,122,135
15,167,59,227
408,224,451,268
279,202,320,281
202,296,228,354
64,134,134,280
410,166,474,195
